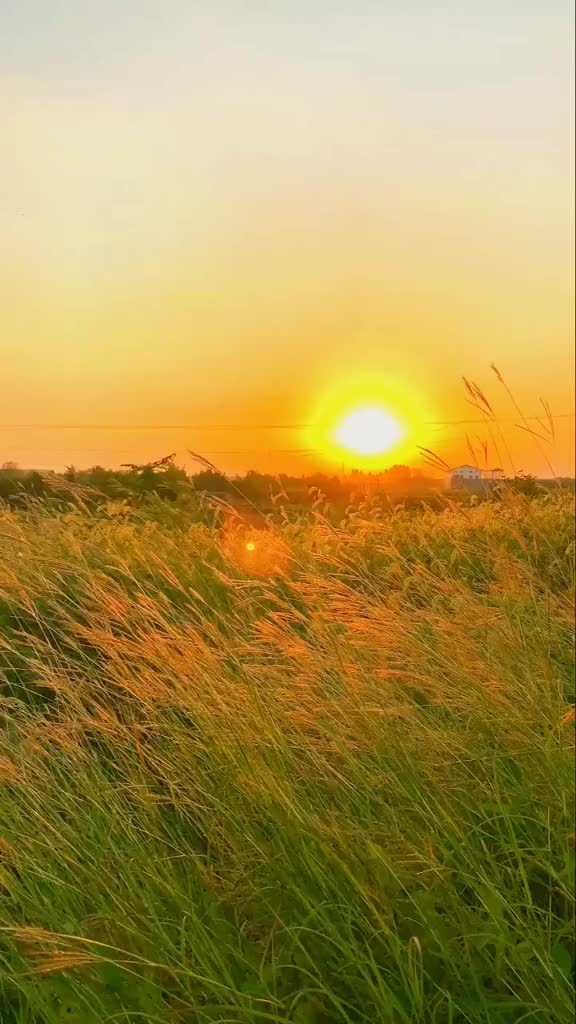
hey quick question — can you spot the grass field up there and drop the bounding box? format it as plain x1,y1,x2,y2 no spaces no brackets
0,493,574,1023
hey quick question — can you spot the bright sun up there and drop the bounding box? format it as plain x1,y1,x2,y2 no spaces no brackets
335,406,403,456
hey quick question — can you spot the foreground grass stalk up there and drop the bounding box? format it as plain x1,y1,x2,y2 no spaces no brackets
0,494,573,1022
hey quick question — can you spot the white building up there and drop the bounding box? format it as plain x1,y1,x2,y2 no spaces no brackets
451,464,482,481
447,466,506,490
448,465,483,489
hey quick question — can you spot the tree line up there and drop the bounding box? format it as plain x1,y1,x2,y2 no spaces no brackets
0,457,437,509
1,458,569,515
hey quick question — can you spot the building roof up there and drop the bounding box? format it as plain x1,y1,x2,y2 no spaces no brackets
451,464,480,472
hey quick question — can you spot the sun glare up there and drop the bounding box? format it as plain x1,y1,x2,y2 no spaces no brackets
335,406,403,456
308,373,432,469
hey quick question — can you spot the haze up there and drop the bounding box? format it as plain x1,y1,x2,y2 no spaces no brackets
1,1,574,475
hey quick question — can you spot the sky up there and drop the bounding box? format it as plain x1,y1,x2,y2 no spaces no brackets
1,0,574,476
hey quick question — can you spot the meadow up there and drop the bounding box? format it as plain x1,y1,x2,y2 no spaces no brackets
0,492,574,1023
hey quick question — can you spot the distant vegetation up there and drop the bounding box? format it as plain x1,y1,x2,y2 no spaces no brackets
0,457,437,507
0,487,574,1022
1,458,571,526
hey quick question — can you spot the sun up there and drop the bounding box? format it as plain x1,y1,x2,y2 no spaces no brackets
335,406,403,456
307,373,433,469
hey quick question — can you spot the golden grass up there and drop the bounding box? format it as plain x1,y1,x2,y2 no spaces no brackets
0,492,573,1022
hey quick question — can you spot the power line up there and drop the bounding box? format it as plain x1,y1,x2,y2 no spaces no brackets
0,413,574,431
4,447,327,456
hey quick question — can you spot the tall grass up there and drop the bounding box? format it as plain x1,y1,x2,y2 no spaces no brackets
0,493,574,1023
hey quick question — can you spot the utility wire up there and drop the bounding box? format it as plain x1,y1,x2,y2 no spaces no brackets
0,414,573,431
5,446,328,456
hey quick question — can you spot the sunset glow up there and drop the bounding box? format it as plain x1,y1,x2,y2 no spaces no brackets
307,373,432,470
0,3,573,476
335,407,403,456
0,6,573,1017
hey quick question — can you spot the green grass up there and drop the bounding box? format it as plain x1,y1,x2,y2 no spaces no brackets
0,492,574,1023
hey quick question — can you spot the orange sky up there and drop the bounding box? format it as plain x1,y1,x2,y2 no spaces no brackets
1,1,574,476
